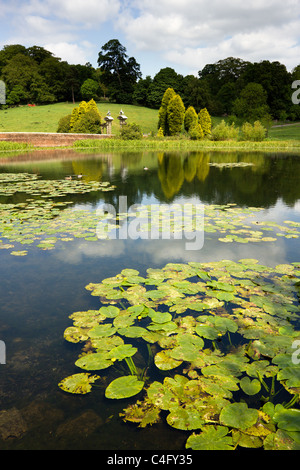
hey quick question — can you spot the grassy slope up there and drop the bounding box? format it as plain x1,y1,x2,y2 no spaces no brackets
0,102,299,141
0,102,159,135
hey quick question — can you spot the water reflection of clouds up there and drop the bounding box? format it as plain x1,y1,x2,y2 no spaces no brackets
55,239,126,264
129,238,288,268
55,235,289,271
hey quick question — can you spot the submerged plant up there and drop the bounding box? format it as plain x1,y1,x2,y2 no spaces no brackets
59,260,300,450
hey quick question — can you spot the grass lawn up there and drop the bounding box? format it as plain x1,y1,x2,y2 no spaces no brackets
268,123,300,141
0,102,227,135
0,102,299,144
0,102,159,135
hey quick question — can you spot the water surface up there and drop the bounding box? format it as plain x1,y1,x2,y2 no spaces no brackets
0,149,299,449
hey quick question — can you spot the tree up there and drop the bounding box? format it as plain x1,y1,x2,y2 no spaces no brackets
97,39,141,103
232,83,271,122
158,87,176,135
167,94,185,135
2,53,55,104
242,60,291,118
80,79,100,101
147,67,183,109
184,106,198,131
132,75,153,106
198,108,212,136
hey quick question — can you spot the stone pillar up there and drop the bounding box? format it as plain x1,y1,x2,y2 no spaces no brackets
104,111,114,135
117,109,128,128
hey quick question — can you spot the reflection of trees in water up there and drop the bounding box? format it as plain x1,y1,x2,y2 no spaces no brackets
5,150,299,210
68,150,300,209
158,152,211,199
156,151,300,208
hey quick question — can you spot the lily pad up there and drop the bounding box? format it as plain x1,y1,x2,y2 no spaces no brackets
58,373,100,394
240,377,261,395
273,408,300,432
105,376,144,399
186,426,234,450
75,352,113,371
220,403,259,430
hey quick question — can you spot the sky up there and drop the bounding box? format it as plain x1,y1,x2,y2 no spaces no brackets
0,0,299,77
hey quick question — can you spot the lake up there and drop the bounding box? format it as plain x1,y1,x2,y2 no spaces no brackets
0,148,299,450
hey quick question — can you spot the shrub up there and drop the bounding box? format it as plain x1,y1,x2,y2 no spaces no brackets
241,120,267,141
57,114,72,133
119,122,143,140
167,94,185,136
72,109,102,134
211,120,239,141
157,127,164,138
57,99,102,134
198,108,212,136
189,123,204,140
184,106,198,131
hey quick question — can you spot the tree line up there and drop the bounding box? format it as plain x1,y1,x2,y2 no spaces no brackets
0,40,299,121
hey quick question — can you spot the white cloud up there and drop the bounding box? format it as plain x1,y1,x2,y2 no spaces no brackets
1,0,299,73
44,41,94,64
117,0,300,73
47,0,121,27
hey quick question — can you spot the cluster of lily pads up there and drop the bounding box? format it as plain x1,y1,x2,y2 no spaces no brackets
0,172,299,256
122,203,300,244
59,259,300,450
0,172,116,255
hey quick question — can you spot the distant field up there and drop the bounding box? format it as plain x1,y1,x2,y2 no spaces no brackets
268,123,300,141
0,102,299,140
0,102,159,135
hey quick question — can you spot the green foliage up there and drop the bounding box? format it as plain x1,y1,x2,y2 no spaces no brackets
211,120,239,141
157,127,164,138
58,99,102,134
0,45,96,104
241,121,267,141
119,122,143,140
189,123,204,140
198,107,212,136
97,39,141,104
184,106,198,131
80,79,100,101
57,114,72,133
167,94,185,136
158,87,176,135
233,83,271,122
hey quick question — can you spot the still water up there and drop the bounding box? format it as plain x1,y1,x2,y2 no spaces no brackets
0,149,299,449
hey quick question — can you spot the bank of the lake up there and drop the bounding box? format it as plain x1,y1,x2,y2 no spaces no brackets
0,136,300,156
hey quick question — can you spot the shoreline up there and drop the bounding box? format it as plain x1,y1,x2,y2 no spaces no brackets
0,134,300,157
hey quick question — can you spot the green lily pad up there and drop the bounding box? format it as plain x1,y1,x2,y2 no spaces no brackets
105,375,144,399
195,324,219,340
64,326,89,343
108,344,138,361
58,373,100,394
273,408,300,432
240,377,261,395
186,426,234,450
99,306,120,318
166,405,204,430
154,350,183,371
277,367,300,389
89,324,117,338
117,326,148,338
75,352,113,371
148,310,172,324
220,402,259,430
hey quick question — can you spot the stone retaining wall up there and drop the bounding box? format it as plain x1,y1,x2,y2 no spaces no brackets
0,132,112,147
